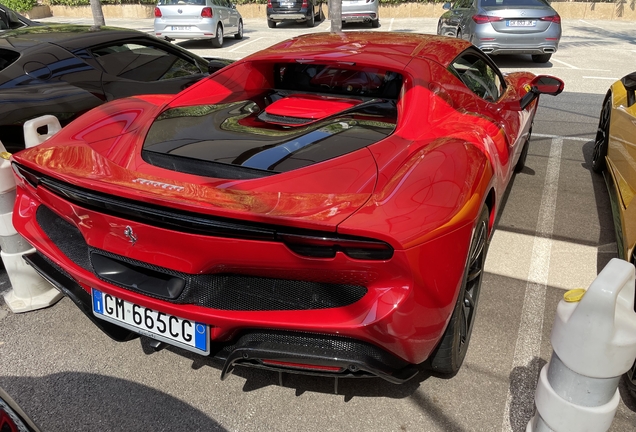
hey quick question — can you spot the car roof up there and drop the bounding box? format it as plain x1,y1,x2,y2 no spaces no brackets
251,32,473,69
0,25,152,52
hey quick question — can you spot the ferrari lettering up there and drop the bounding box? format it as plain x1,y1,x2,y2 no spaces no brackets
132,178,184,192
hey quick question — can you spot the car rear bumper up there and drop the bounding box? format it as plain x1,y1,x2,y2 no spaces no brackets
342,12,377,23
13,179,474,382
24,250,419,383
268,13,307,21
477,43,558,56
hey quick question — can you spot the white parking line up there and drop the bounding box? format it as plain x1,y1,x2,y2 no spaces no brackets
550,58,579,69
583,76,619,80
388,18,394,31
579,19,606,29
532,133,590,142
501,137,562,432
228,37,268,52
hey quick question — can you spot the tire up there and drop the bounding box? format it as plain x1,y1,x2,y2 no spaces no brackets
514,126,532,173
429,206,489,376
626,360,636,400
456,29,462,39
592,95,611,173
235,19,243,39
532,53,552,63
437,21,442,35
267,20,276,28
211,23,223,48
306,7,315,27
371,19,379,28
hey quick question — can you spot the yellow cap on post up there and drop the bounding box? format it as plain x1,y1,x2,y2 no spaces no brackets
0,151,11,160
563,288,586,303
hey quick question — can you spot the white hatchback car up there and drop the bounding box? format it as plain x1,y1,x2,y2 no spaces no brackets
154,0,243,48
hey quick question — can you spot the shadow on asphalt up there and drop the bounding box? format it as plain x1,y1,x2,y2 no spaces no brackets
507,357,547,432
0,372,227,431
139,336,435,399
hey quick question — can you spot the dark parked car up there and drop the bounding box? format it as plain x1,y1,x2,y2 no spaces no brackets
266,0,322,28
0,25,231,151
0,3,40,31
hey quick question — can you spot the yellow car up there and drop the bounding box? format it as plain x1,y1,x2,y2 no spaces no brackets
591,71,636,399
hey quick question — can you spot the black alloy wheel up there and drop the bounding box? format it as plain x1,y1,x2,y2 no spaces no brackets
429,206,489,375
592,95,611,173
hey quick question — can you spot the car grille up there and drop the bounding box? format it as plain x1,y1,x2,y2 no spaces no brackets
35,205,368,311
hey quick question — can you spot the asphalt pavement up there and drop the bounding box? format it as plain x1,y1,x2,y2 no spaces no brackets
1,16,635,432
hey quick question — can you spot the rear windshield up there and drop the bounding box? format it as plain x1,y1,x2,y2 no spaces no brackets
275,63,403,99
480,0,551,7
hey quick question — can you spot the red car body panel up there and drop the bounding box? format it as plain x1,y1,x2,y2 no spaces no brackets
11,32,561,381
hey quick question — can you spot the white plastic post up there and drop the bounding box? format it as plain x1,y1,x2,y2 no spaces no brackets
0,134,63,313
23,115,62,148
527,258,636,432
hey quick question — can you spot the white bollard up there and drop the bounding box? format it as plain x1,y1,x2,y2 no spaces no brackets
527,258,636,432
23,115,61,148
1,134,63,313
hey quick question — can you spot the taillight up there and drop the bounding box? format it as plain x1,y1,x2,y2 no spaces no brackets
201,7,213,17
472,14,504,24
278,233,394,260
262,360,344,372
267,0,272,8
154,7,162,18
540,14,561,24
302,0,308,7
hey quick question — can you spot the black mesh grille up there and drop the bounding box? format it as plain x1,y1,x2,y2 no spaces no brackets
217,330,411,370
35,205,368,311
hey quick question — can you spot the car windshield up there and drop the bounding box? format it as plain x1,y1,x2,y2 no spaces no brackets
480,0,551,7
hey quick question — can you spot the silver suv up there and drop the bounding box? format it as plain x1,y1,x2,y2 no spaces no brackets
154,0,243,48
342,0,379,28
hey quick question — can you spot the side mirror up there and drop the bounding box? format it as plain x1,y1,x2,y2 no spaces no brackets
443,2,452,10
206,58,234,74
621,72,636,107
519,75,564,110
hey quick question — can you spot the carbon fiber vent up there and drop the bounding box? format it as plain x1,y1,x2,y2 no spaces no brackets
35,205,368,311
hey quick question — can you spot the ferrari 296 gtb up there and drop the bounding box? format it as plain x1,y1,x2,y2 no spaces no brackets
11,32,563,383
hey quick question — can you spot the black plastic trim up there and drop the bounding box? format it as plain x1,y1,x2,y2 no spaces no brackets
23,251,138,342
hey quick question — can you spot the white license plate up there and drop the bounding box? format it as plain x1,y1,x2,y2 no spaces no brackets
92,289,209,355
171,26,191,31
507,20,536,27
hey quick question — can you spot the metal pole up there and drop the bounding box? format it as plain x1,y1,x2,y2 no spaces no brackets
329,0,342,33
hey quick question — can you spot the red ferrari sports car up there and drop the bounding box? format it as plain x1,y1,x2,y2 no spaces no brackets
11,32,563,383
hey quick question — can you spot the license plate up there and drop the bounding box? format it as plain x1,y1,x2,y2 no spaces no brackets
171,26,191,31
92,289,209,355
507,20,536,27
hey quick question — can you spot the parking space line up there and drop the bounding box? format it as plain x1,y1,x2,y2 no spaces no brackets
583,76,619,80
388,18,394,31
550,58,579,69
533,133,589,142
501,137,563,432
579,19,606,30
228,37,268,52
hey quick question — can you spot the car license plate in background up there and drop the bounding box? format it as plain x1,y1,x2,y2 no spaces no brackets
92,289,209,355
171,26,191,31
507,20,536,27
